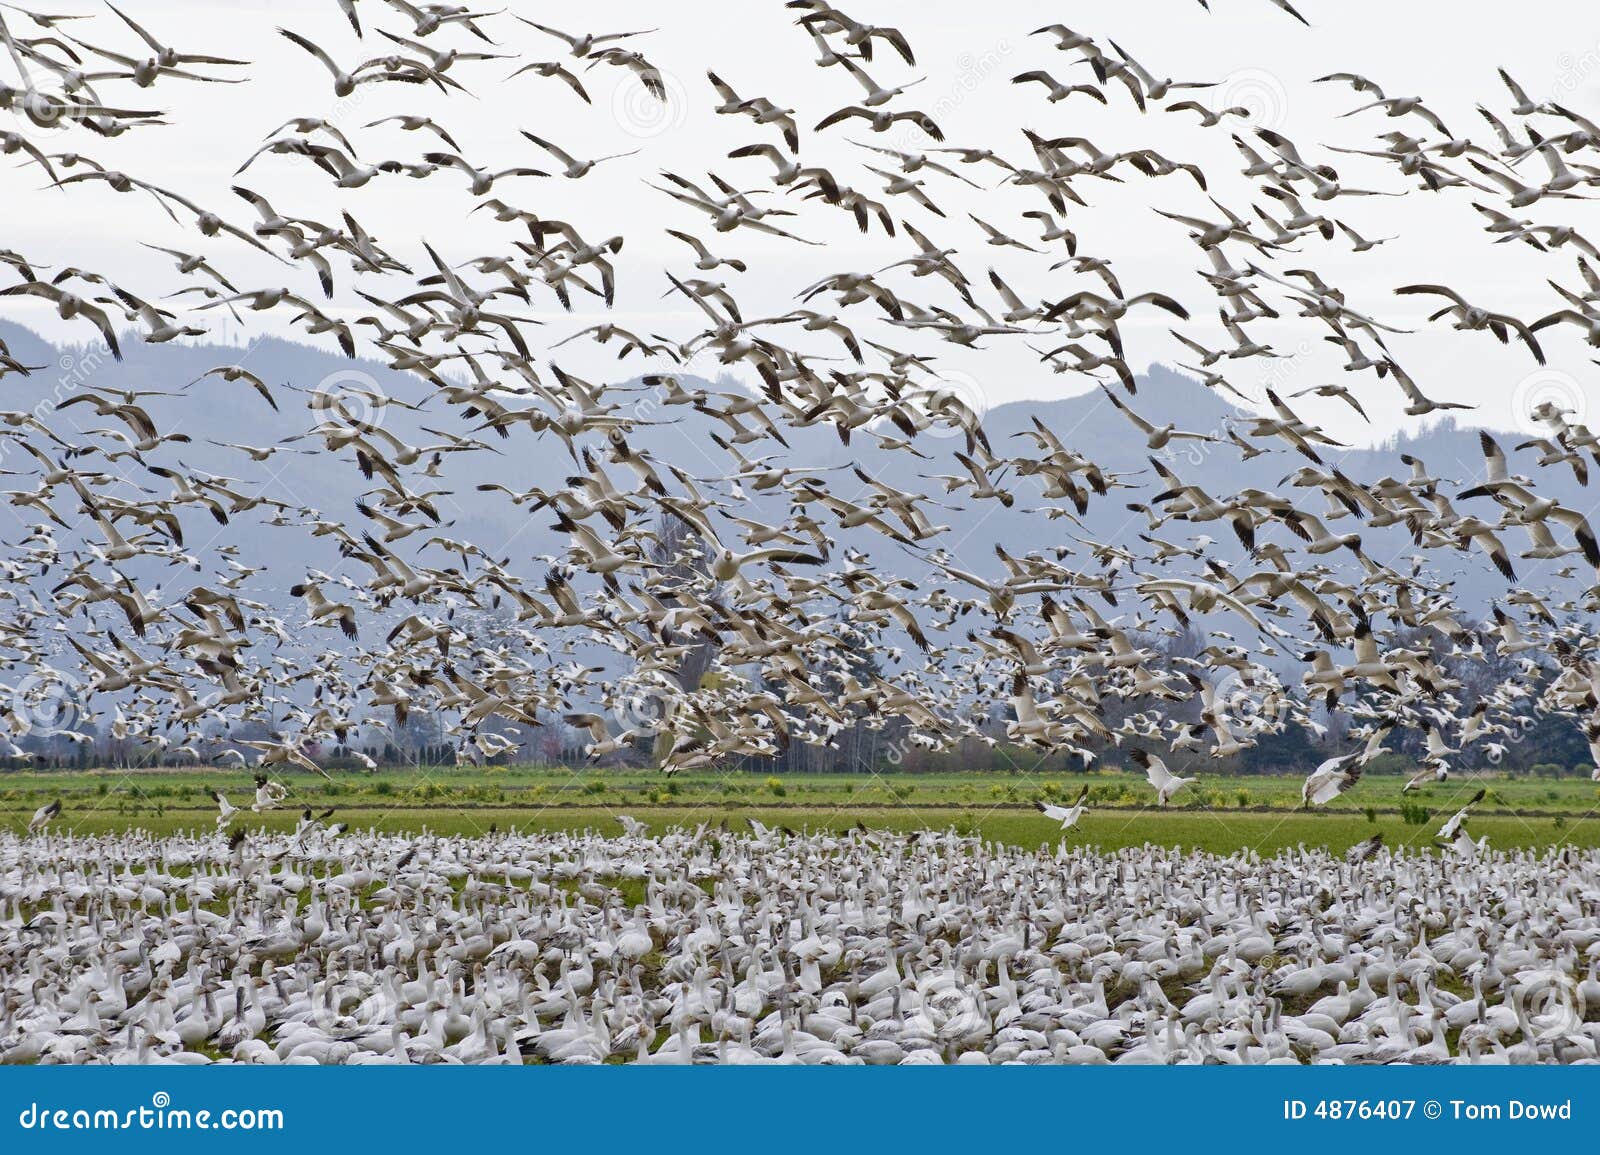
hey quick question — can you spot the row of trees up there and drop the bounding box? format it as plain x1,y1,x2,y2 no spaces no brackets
3,518,1591,774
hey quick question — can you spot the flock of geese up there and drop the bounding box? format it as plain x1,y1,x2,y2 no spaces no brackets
0,1,1594,810
4,824,1600,1064
0,0,1599,1062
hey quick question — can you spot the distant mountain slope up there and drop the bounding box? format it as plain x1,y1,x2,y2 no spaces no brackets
0,319,1574,625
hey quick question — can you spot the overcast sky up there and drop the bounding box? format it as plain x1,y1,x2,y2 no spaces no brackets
5,0,1600,443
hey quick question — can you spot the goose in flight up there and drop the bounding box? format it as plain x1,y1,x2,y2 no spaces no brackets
375,29,511,74
1336,221,1394,252
707,72,800,151
833,54,924,107
98,2,249,70
505,58,591,102
1105,39,1216,103
1468,157,1580,208
1346,832,1384,863
815,104,944,141
140,242,238,294
364,114,462,151
586,47,667,102
1439,825,1488,858
422,148,551,196
27,798,60,834
1035,785,1090,830
665,229,746,273
1030,23,1096,53
288,580,358,639
1457,432,1600,566
381,0,498,41
241,738,330,781
295,806,336,842
1436,788,1487,843
276,27,430,98
517,18,655,57
1393,283,1545,363
1165,100,1248,127
1098,384,1218,449
1302,724,1390,805
1011,70,1106,105
0,281,121,359
1530,280,1600,347
1129,749,1196,807
1385,360,1473,417
708,540,829,583
1403,727,1458,791
185,365,279,411
1340,93,1454,136
520,131,639,179
210,789,239,829
794,6,915,65
1289,383,1370,422
564,712,643,760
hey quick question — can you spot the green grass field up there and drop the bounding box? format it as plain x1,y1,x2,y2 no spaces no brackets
5,764,1600,853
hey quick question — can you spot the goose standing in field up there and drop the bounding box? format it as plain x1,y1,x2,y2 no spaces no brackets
2,826,1598,1064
